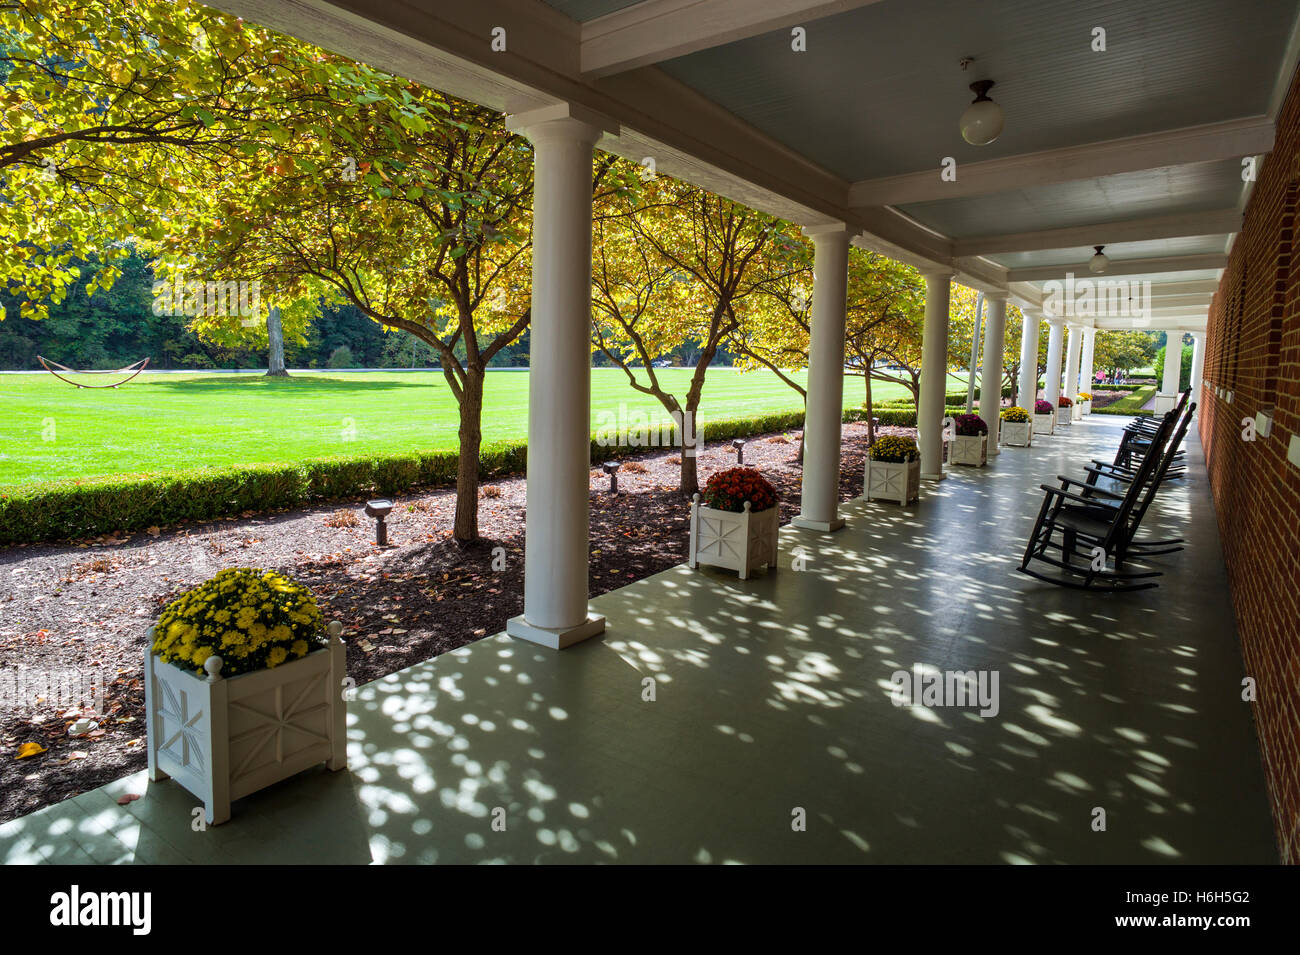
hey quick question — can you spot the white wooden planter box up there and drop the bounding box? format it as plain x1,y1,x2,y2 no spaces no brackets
863,457,921,505
1056,407,1072,427
145,623,347,825
689,497,779,579
1080,400,1092,416
948,433,988,466
1001,421,1032,447
1032,413,1055,435
1071,402,1082,420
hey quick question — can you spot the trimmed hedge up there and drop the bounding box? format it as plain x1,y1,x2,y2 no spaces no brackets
5,406,898,546
0,439,531,547
848,407,918,427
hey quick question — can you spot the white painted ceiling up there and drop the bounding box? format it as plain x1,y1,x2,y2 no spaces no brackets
901,159,1246,241
995,237,1230,270
585,0,1300,325
544,0,643,19
653,0,1294,180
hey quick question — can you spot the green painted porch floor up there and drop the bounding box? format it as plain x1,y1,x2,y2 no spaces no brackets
0,416,1278,864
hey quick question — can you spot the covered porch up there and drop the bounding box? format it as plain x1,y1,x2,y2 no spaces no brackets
0,416,1275,864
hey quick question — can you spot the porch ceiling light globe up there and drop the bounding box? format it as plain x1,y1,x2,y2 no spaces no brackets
960,80,1004,146
1089,245,1109,274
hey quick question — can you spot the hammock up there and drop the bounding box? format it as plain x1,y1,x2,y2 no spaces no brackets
38,355,150,389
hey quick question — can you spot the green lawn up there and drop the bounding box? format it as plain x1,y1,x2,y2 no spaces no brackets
0,368,964,486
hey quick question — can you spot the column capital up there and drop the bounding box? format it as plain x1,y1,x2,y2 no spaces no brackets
802,221,855,240
919,267,955,280
984,290,1010,302
506,102,618,144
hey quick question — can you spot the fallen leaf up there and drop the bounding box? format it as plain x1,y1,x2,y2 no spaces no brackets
116,793,140,805
16,741,46,759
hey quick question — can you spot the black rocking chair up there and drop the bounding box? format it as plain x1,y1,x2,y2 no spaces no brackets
1017,409,1177,591
1105,388,1191,478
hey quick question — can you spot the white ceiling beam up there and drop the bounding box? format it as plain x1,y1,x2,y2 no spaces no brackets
1144,304,1211,315
954,209,1242,256
1006,254,1228,282
851,206,952,271
580,0,884,77
1138,294,1214,308
1139,280,1221,297
848,118,1274,207
1094,316,1207,331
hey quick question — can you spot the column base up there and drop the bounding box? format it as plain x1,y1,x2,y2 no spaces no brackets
921,472,947,482
506,612,606,649
791,515,845,532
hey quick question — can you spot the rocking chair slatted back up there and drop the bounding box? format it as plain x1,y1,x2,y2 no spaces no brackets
1097,411,1176,553
1124,402,1197,534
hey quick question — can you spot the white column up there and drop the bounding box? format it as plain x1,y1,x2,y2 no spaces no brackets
1044,317,1065,405
1063,322,1083,400
979,293,1008,455
919,270,953,480
1080,327,1095,393
1162,331,1184,395
1017,304,1042,409
504,105,612,650
794,224,852,532
1190,331,1206,403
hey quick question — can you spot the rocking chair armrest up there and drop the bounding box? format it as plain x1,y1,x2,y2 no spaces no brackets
1055,475,1125,500
1091,458,1134,471
1039,484,1113,508
1084,464,1133,483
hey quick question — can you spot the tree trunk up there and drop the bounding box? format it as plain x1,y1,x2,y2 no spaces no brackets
266,306,289,377
453,366,485,541
865,374,875,445
679,404,700,497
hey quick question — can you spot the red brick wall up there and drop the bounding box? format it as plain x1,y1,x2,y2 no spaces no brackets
1201,65,1300,865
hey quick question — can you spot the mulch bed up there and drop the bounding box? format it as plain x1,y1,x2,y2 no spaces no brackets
0,420,913,825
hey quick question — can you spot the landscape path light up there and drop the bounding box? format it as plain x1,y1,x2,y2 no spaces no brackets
364,499,393,545
602,460,620,494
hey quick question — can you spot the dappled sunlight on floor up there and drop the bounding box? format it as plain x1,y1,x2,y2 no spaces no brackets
0,417,1276,864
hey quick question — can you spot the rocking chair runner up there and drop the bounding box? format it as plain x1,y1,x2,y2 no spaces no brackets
1017,409,1177,591
37,355,150,389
